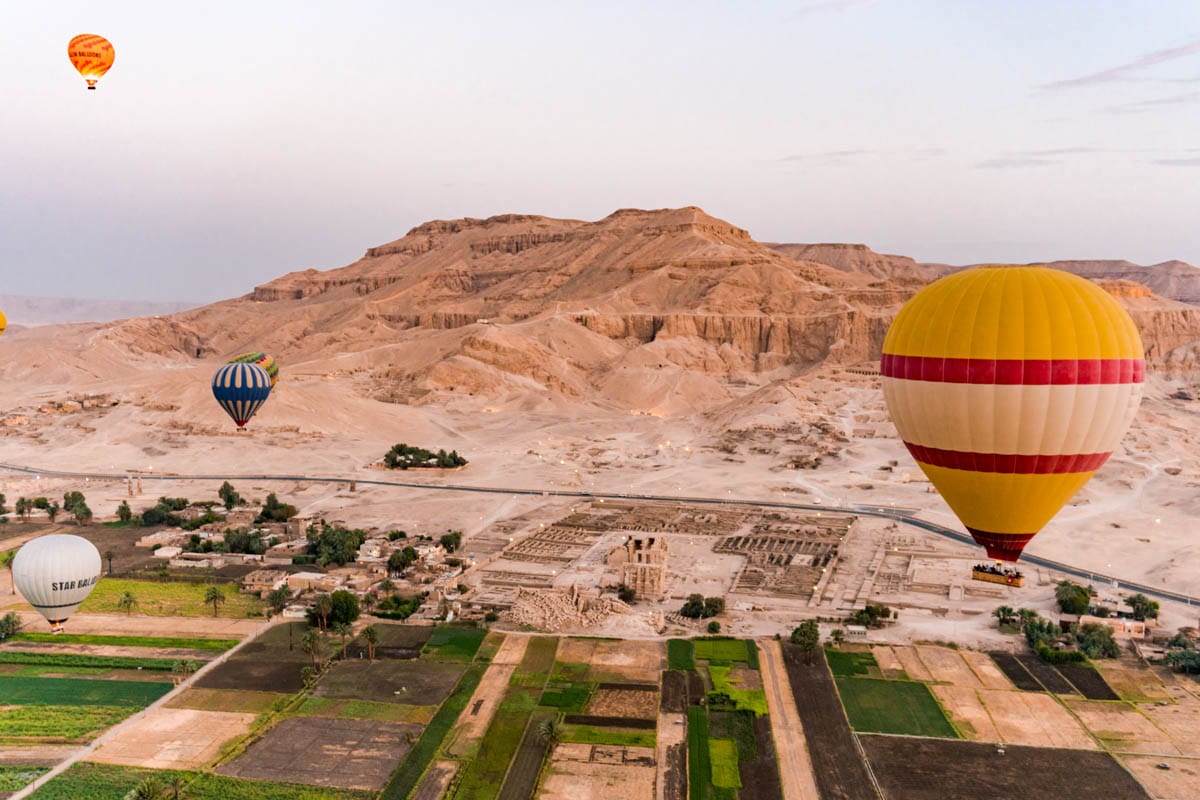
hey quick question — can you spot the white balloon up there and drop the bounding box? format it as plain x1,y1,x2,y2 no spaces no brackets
12,534,102,631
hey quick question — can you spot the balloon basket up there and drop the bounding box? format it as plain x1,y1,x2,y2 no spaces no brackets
971,566,1025,588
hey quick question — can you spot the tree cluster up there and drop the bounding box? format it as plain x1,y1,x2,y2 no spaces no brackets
1165,631,1200,674
307,589,361,630
679,594,724,619
218,481,245,510
384,443,468,470
1054,580,1092,615
0,612,21,640
1125,593,1159,621
307,524,366,566
257,493,297,523
440,531,462,553
388,546,419,575
849,603,893,628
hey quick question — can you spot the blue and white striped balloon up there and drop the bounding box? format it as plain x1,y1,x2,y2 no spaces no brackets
212,362,272,428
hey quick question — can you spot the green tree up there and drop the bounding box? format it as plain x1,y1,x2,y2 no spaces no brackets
125,776,166,800
363,624,379,660
267,586,292,615
0,493,6,517
830,628,846,648
440,531,462,553
203,586,226,617
302,628,325,671
71,501,93,526
1075,623,1121,658
333,622,352,658
1055,580,1091,615
62,491,86,514
0,612,22,640
117,501,133,523
388,546,418,575
993,606,1016,627
707,620,722,634
1166,648,1200,674
46,501,60,523
14,498,28,521
118,591,138,615
791,620,821,664
308,525,366,566
538,718,562,744
218,481,243,510
1126,593,1160,621
257,493,297,523
329,590,361,626
103,549,116,575
309,594,333,630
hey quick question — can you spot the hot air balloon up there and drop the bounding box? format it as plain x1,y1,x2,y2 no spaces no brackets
68,34,115,90
212,362,272,428
12,534,102,632
0,309,6,337
229,352,279,387
881,265,1144,562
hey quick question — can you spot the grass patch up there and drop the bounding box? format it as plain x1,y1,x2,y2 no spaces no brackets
8,632,238,651
707,665,768,716
687,706,711,800
379,662,487,800
743,640,760,670
0,651,181,672
79,578,264,618
0,705,133,741
826,649,878,678
296,696,436,724
550,661,590,681
453,706,532,800
836,677,958,738
560,723,656,748
668,639,696,671
511,637,558,687
28,763,373,799
708,710,757,761
539,681,592,712
0,765,48,791
0,675,171,707
693,638,748,665
422,626,487,661
708,739,742,789
167,689,288,715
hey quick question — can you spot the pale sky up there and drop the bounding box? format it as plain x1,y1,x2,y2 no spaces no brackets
3,1,1199,302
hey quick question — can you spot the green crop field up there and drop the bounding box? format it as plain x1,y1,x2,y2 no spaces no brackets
296,696,436,724
8,633,238,651
708,665,768,715
0,651,180,671
668,639,695,671
0,765,48,792
836,677,958,738
687,706,711,800
28,763,374,799
510,637,558,687
708,739,742,789
0,705,133,740
453,703,533,800
0,676,171,707
539,681,592,712
826,649,879,678
561,723,655,748
168,689,287,715
79,578,264,617
693,638,749,665
422,626,487,661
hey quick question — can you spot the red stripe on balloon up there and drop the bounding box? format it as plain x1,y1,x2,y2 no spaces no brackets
880,354,1144,385
905,443,1111,474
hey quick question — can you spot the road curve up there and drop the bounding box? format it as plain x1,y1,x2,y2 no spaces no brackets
1,461,1194,608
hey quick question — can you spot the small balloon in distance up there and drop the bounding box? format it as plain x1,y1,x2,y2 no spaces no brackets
68,34,115,90
228,352,279,387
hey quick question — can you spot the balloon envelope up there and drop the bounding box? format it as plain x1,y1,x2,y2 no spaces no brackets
881,266,1144,562
68,34,115,89
12,534,102,630
228,352,279,387
212,362,272,428
0,309,6,337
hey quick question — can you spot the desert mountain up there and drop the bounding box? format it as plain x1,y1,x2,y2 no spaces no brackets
2,207,1199,415
0,294,195,326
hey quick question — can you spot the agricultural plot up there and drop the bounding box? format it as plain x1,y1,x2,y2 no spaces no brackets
977,689,1097,750
196,622,310,693
354,623,433,660
218,716,421,791
861,735,1150,800
89,707,257,769
79,578,264,618
1063,698,1176,755
587,685,659,719
988,651,1045,691
422,626,487,662
0,765,48,795
1122,755,1200,800
29,762,374,799
538,743,657,800
1094,659,1173,703
555,638,663,682
0,705,133,741
496,710,554,800
828,649,880,678
1056,663,1120,700
167,688,287,715
7,633,238,651
314,658,466,705
781,645,878,800
0,675,171,707
835,677,957,738
1017,655,1078,695
296,697,436,724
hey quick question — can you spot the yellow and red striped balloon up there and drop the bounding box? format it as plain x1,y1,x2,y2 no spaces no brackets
882,266,1144,562
68,34,115,90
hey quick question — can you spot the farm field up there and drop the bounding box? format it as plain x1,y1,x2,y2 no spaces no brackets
538,742,657,800
28,762,375,799
78,578,264,618
861,735,1150,800
827,649,957,738
195,621,310,693
314,658,466,705
7,633,238,651
0,765,48,796
167,688,287,715
0,675,171,707
90,707,257,770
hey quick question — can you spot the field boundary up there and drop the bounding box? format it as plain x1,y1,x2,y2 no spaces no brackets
9,618,283,800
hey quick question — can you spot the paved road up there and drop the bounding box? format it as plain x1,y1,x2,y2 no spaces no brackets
2,461,1195,608
759,639,822,800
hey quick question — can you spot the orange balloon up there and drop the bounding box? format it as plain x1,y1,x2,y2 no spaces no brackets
68,34,115,90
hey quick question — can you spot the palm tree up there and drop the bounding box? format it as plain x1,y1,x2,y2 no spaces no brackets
311,594,333,631
117,591,138,615
124,776,166,799
537,718,562,745
167,776,187,799
993,606,1015,627
204,586,225,617
1017,608,1038,626
363,625,379,661
333,622,352,658
302,628,325,671
829,628,846,648
104,549,116,575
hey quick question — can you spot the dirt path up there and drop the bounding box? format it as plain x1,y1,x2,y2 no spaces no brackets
445,635,529,752
759,639,821,800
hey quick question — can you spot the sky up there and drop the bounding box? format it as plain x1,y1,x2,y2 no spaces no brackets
3,1,1199,302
